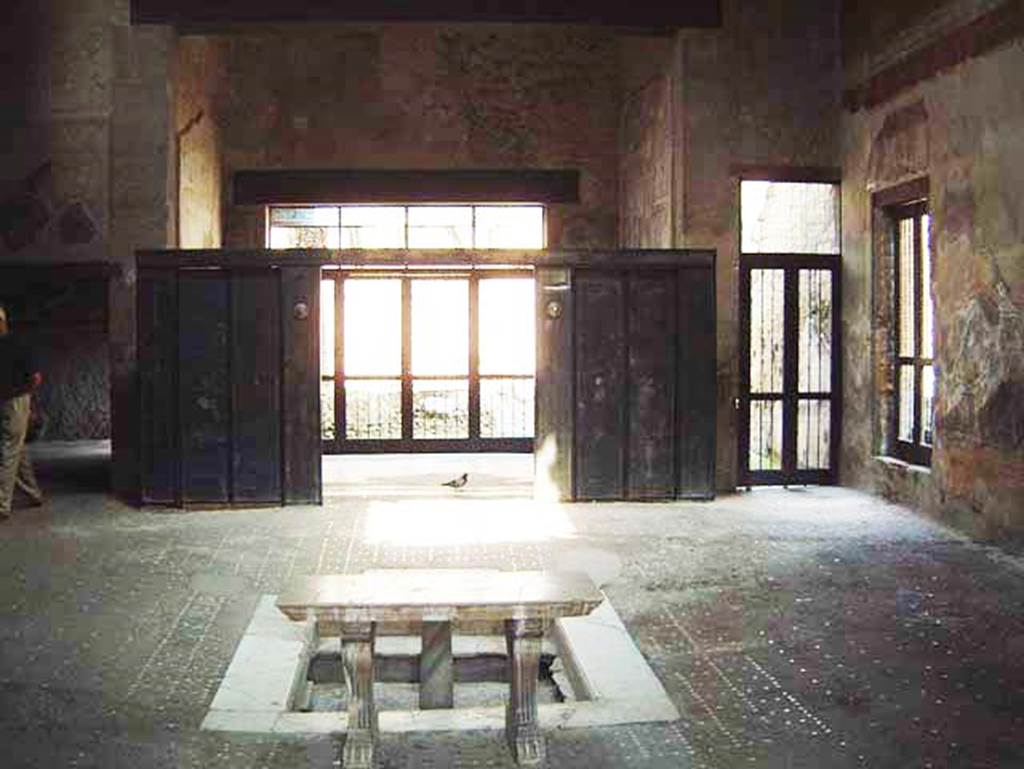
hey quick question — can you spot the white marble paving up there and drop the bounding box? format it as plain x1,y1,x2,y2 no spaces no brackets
202,590,679,735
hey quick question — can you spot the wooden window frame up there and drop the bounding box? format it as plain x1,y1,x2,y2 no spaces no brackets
267,202,544,454
321,268,536,454
266,204,547,251
888,199,933,466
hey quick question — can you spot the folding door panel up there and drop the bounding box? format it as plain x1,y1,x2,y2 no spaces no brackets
139,270,179,504
677,266,716,497
627,275,677,499
573,273,626,500
231,271,282,503
178,273,231,504
281,266,322,504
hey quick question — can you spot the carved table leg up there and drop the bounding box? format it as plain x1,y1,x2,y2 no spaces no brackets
505,618,546,766
341,621,376,769
420,621,454,709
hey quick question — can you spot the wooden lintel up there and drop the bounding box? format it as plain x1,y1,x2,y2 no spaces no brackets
0,261,122,278
132,0,721,29
871,177,930,209
731,164,842,184
233,169,580,205
137,249,717,270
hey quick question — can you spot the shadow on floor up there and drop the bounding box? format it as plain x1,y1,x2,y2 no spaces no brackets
27,440,111,494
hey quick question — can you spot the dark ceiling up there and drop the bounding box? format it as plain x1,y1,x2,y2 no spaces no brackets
131,0,721,30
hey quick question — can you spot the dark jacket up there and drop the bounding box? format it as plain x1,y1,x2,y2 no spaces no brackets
0,335,38,400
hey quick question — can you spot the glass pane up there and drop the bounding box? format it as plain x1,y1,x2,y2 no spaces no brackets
320,280,335,377
344,279,402,376
474,206,544,249
749,400,783,471
412,280,469,376
270,207,338,227
269,225,339,249
797,400,831,470
408,206,473,249
339,206,406,249
320,379,335,441
740,181,839,254
413,380,469,439
750,269,785,394
898,364,915,442
898,217,916,357
921,214,934,359
479,278,535,376
798,269,832,393
921,365,935,447
481,378,534,438
345,380,401,440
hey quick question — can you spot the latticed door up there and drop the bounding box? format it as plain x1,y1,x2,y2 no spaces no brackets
739,259,840,485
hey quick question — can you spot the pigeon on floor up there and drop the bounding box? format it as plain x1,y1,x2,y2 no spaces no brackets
441,472,468,489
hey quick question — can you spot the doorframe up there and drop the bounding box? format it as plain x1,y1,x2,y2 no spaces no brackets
321,266,536,454
738,253,842,486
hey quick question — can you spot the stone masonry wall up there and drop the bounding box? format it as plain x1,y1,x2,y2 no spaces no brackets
841,0,1024,539
215,24,621,249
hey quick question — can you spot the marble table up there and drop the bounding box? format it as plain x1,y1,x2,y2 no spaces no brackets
277,569,604,768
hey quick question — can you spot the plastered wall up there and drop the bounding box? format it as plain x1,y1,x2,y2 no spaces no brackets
618,36,678,249
841,0,1024,539
2,1,845,499
0,0,176,494
176,37,226,249
676,0,843,489
211,24,621,250
0,2,110,441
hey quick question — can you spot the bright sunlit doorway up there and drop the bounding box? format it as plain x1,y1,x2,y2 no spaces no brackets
268,204,542,459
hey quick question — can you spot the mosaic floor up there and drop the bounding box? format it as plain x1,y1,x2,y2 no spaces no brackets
1,443,1022,768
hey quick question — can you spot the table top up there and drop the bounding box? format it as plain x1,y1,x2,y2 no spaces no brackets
276,569,603,626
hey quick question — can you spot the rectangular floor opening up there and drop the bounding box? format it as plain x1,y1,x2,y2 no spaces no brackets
300,636,564,712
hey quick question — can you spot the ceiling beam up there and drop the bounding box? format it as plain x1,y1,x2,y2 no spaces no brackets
233,169,581,205
131,0,720,30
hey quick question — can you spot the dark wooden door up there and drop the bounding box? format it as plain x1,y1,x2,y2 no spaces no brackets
570,261,715,501
138,248,714,506
138,257,321,506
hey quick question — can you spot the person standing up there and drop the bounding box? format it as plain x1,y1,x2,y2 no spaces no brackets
0,304,44,520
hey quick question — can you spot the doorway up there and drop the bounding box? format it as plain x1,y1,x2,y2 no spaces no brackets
320,269,535,453
737,179,842,486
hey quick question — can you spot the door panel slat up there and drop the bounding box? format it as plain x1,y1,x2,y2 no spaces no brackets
627,275,677,499
574,274,627,500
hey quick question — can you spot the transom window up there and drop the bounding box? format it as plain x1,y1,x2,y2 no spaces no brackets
891,201,934,465
267,205,545,250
